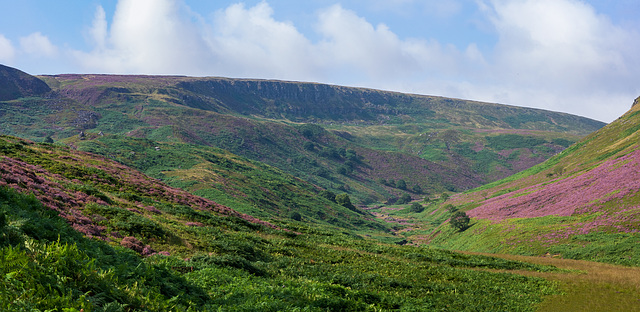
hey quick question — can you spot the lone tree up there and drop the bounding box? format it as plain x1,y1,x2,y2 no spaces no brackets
450,211,470,231
396,179,407,190
397,193,412,205
410,202,424,213
336,193,360,213
444,204,457,213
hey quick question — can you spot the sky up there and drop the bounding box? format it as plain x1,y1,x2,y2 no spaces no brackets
1,0,639,123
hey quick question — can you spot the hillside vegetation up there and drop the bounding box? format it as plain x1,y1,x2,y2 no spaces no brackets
0,67,604,210
389,97,640,266
0,134,562,311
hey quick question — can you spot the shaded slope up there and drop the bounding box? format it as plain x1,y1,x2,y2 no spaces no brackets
0,64,50,100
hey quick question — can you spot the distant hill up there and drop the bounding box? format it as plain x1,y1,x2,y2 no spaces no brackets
0,65,605,211
416,96,640,266
0,64,50,100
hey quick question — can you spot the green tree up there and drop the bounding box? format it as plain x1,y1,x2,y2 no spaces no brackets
412,184,422,194
320,190,336,202
396,179,407,190
43,136,54,144
441,192,450,201
444,204,457,213
303,141,315,151
397,193,412,205
410,202,424,213
450,211,470,231
439,129,461,151
289,211,302,221
336,193,357,212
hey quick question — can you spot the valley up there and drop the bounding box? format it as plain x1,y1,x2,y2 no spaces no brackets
1,63,639,311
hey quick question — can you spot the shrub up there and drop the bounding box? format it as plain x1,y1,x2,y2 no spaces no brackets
410,203,424,213
336,194,358,213
397,193,411,205
290,211,302,221
412,184,422,194
441,193,450,201
444,204,457,213
450,211,470,231
319,190,336,202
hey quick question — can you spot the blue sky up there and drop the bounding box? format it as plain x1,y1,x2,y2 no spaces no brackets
1,0,639,123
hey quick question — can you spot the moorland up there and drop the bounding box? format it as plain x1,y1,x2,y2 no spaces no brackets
1,63,639,311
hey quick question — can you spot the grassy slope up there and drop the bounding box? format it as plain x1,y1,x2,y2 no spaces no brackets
71,134,389,233
1,134,562,311
407,97,640,265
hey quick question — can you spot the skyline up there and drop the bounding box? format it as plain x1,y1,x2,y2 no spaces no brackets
1,0,639,122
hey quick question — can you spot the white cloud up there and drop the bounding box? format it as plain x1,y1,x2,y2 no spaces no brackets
367,0,462,18
19,32,58,58
472,0,640,121
206,2,319,79
315,5,461,81
0,34,16,61
74,0,212,74
88,5,108,49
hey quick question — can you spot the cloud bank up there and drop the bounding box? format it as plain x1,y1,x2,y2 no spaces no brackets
17,0,640,122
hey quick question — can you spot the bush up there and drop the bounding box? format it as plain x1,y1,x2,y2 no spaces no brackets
397,193,412,205
412,184,422,194
336,194,359,213
444,204,457,213
410,203,424,213
450,211,470,231
290,211,302,221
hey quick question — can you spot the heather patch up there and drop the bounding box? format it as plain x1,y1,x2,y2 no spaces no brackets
468,149,640,221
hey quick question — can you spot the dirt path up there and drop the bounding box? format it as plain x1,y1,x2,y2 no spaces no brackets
460,251,640,311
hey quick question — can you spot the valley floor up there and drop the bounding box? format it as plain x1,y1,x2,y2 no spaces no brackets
460,251,640,312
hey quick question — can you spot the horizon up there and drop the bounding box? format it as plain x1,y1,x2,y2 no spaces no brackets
1,0,639,123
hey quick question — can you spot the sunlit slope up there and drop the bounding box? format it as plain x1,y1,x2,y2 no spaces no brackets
428,97,640,265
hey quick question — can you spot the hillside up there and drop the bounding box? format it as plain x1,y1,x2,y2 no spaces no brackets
0,134,564,311
0,65,604,210
0,64,50,101
392,96,640,266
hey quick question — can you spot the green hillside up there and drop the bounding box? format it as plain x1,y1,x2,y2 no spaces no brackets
0,135,561,311
387,97,640,266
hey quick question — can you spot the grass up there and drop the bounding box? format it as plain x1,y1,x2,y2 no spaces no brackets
459,251,640,312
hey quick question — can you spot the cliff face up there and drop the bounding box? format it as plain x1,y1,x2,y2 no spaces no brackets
174,79,413,121
0,64,51,100
172,78,604,134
